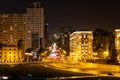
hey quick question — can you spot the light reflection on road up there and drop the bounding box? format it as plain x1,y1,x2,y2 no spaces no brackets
41,60,120,77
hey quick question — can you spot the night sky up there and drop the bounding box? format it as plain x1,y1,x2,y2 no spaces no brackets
0,0,120,33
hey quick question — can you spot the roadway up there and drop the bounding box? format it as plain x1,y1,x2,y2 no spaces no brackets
41,59,120,77
0,60,120,78
0,61,95,78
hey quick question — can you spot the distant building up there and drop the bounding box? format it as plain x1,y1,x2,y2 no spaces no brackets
1,45,23,63
26,2,45,50
60,26,72,56
93,28,110,59
44,23,49,48
70,31,93,60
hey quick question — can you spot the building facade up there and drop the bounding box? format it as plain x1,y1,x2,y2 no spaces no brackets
1,46,23,63
0,2,45,63
115,29,120,51
115,29,120,62
26,2,45,50
70,31,93,61
0,14,26,46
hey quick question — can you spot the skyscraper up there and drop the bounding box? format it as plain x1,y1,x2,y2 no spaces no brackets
26,2,45,50
0,2,45,63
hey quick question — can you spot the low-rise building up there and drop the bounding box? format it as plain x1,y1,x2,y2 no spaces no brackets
1,45,23,63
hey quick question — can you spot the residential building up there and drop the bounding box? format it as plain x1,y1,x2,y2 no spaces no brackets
115,29,120,62
115,29,120,51
0,14,26,46
70,31,93,61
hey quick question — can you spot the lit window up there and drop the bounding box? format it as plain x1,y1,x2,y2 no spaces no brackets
82,47,84,49
10,26,13,30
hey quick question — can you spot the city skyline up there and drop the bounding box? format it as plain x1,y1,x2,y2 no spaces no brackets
0,0,120,32
1,1,120,78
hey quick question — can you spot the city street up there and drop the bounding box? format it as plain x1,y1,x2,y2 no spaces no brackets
0,61,94,77
41,60,120,77
0,60,120,79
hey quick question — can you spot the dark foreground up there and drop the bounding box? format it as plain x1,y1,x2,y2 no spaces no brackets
0,63,120,80
0,63,93,77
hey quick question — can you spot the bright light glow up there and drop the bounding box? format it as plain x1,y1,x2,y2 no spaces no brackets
104,51,108,55
69,68,80,72
93,52,98,55
2,76,8,79
103,51,109,58
117,41,119,43
50,53,57,57
115,29,120,32
25,52,33,56
47,43,61,60
117,33,120,37
9,53,12,57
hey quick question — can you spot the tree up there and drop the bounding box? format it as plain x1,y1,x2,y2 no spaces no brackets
18,39,24,49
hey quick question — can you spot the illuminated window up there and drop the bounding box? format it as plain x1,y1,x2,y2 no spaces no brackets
82,47,84,49
84,34,86,38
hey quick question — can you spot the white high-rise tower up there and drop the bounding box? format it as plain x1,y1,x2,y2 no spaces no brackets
26,2,45,49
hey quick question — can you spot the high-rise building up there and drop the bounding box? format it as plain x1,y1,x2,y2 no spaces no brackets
70,31,93,61
0,2,45,63
26,2,45,50
0,14,26,46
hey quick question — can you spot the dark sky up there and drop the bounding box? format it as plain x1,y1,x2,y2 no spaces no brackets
0,0,120,33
